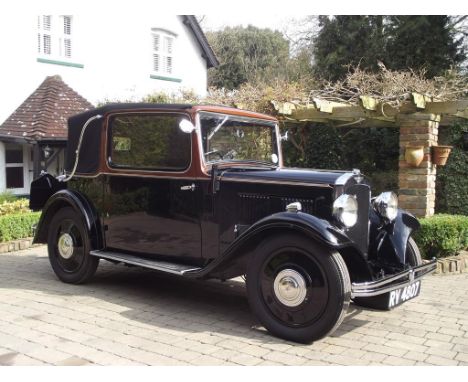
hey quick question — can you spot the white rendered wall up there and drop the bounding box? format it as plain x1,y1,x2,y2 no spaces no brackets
0,13,208,124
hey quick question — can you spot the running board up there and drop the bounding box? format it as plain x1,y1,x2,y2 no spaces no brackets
90,250,202,276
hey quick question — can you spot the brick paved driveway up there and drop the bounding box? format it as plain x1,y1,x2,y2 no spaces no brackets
1,246,467,366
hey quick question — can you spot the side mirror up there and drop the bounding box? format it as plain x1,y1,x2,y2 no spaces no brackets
179,119,195,134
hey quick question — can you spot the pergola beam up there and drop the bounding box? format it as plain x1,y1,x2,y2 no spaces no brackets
272,98,468,127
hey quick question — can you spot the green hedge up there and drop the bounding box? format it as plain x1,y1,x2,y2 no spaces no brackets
413,214,468,259
0,212,41,242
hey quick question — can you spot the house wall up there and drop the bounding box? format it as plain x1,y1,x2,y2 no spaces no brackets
0,13,208,125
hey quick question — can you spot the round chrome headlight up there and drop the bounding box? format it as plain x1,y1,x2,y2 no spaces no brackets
373,191,398,221
333,194,358,227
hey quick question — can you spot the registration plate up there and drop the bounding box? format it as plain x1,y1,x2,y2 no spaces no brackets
388,281,421,309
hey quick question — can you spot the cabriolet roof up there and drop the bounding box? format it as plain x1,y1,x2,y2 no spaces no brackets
65,103,278,176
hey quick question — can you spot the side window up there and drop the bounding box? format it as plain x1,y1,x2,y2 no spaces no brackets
109,114,191,171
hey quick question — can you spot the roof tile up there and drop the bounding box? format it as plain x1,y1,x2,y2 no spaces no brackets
0,75,93,141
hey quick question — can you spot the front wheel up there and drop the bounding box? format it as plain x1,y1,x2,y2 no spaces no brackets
47,207,99,284
246,234,351,343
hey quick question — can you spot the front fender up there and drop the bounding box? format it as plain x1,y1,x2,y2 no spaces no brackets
197,211,358,279
33,189,104,249
387,210,420,264
241,211,355,249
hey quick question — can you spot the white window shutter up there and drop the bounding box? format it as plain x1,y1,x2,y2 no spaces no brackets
63,16,71,35
166,56,172,74
43,35,51,55
43,15,51,31
153,34,160,52
153,54,160,72
64,38,72,58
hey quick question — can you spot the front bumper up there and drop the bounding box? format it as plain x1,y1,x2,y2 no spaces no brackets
351,259,437,298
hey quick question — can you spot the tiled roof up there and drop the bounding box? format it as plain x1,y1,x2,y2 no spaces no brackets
0,75,94,141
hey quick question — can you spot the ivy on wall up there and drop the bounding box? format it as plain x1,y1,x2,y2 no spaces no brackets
436,121,468,216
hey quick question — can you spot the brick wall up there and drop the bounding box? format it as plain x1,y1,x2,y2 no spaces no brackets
398,114,440,217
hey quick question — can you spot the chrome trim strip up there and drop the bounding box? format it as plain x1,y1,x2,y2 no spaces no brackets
71,172,211,180
335,172,354,186
59,114,103,182
219,177,333,188
351,260,437,298
90,251,201,275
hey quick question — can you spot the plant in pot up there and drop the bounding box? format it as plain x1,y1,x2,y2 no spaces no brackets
405,145,424,167
431,145,453,166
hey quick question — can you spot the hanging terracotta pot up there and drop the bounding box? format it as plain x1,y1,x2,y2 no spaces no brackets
405,145,424,167
432,145,453,166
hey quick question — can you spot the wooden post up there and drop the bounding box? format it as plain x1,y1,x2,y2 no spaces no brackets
398,114,440,217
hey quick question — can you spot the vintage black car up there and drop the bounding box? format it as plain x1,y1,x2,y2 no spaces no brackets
30,103,436,343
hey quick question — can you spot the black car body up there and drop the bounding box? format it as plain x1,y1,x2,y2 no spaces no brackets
30,103,436,343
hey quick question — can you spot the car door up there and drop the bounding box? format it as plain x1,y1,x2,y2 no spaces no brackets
102,112,202,259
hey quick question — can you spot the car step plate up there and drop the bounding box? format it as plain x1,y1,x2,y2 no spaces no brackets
90,250,202,275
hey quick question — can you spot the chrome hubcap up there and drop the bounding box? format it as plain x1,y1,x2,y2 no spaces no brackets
273,269,307,307
57,233,74,259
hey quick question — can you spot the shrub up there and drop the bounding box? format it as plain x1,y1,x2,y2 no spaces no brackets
0,191,17,204
0,199,31,216
413,214,468,259
0,212,41,242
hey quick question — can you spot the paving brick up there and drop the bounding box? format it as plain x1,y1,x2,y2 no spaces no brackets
262,351,307,366
384,340,427,353
362,344,407,358
404,351,428,362
241,344,271,357
424,339,454,350
190,355,228,366
425,355,459,366
382,356,416,366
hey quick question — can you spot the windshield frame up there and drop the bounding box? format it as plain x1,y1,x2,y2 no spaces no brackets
195,110,283,171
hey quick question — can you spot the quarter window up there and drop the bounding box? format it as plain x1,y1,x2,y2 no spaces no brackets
152,29,175,75
109,114,191,171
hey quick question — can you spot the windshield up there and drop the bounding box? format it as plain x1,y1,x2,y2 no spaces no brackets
199,111,279,165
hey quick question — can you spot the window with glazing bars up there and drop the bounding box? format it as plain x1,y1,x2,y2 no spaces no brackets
152,31,175,75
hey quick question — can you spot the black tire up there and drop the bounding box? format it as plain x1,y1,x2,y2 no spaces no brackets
47,207,99,284
406,236,422,266
246,233,351,343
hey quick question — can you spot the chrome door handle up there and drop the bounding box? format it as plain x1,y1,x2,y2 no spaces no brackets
180,183,196,191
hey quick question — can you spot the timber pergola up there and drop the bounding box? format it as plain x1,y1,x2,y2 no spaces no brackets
272,96,468,218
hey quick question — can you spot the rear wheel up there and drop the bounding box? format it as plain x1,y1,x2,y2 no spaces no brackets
246,234,351,343
47,207,99,284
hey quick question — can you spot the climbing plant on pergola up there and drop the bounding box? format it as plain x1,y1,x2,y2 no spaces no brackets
204,68,468,218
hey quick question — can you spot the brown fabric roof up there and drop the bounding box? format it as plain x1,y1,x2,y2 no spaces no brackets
0,75,94,141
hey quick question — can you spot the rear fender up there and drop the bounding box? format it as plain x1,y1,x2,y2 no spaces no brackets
33,189,104,250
